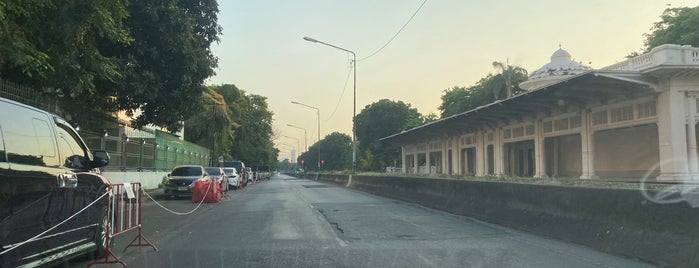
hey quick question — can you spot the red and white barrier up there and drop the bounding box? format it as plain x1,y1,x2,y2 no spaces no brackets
88,182,157,267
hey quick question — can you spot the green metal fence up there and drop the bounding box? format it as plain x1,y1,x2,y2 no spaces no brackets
81,129,210,171
1,78,211,172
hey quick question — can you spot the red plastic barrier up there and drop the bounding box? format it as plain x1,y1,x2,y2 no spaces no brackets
88,182,157,267
192,180,221,203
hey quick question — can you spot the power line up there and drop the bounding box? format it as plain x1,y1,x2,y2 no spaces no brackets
357,0,428,62
323,66,353,122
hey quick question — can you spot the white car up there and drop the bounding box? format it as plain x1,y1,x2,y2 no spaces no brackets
223,167,241,189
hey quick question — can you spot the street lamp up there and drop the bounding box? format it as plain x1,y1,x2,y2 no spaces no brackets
283,135,300,158
291,101,321,170
280,143,297,169
287,124,307,152
303,36,357,173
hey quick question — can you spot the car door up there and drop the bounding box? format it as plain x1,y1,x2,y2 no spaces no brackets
0,102,64,266
53,118,106,254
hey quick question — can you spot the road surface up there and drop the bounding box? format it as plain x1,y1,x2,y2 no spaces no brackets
68,174,653,267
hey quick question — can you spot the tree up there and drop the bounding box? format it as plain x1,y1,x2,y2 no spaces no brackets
0,0,131,84
644,5,699,51
108,0,222,131
0,0,222,132
438,63,528,118
184,88,234,161
489,61,528,99
0,0,131,128
355,99,424,171
299,132,352,171
211,84,278,167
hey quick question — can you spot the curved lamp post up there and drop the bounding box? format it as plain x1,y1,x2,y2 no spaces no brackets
291,101,321,170
287,124,308,152
303,36,356,173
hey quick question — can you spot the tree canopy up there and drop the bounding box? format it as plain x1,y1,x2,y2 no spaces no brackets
439,62,528,118
183,88,233,161
354,99,424,171
0,0,221,132
298,132,352,171
211,84,278,168
644,5,699,51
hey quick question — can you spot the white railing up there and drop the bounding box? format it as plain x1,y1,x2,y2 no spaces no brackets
385,167,403,174
603,44,699,72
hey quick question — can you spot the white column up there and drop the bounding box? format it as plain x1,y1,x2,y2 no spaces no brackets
425,143,431,175
475,132,486,176
454,138,461,175
413,151,418,174
442,140,448,174
657,89,689,181
580,110,598,180
494,128,505,176
401,146,407,174
534,119,547,178
686,95,699,177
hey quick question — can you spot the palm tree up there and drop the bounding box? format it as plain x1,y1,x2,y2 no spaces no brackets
490,61,528,99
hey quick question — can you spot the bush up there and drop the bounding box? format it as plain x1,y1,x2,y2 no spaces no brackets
158,175,168,189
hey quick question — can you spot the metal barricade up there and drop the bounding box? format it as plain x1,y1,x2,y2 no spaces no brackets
88,182,157,267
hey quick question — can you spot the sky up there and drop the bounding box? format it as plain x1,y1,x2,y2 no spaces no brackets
206,0,698,156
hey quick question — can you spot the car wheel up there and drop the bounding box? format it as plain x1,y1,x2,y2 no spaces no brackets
88,205,110,259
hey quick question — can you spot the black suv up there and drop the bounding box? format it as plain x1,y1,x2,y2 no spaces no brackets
0,97,111,267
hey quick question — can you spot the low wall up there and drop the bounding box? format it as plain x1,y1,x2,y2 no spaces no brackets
102,171,167,190
310,174,699,267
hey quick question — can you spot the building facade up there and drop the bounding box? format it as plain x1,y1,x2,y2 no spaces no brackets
382,44,699,181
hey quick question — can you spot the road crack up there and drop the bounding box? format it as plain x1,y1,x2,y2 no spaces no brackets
318,209,345,234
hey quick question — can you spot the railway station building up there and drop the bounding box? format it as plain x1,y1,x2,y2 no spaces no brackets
382,44,699,181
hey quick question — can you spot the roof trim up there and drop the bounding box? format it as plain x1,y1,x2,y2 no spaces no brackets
380,70,657,143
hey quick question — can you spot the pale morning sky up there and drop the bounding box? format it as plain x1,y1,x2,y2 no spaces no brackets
206,0,697,155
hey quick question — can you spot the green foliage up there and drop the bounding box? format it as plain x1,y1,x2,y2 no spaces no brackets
354,99,424,171
299,132,352,171
0,0,222,132
158,175,168,189
0,0,132,129
198,84,279,168
644,6,699,51
184,88,235,162
110,0,222,131
439,62,528,118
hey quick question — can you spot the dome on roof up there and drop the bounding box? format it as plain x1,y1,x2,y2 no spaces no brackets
551,48,572,60
519,47,591,91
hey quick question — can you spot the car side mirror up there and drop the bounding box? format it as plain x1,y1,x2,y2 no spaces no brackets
92,151,110,168
167,173,171,177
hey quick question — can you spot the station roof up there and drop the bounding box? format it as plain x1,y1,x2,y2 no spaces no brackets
380,71,657,145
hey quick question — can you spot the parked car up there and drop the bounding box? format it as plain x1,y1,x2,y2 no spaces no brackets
0,97,111,267
222,161,247,186
258,165,271,180
223,167,241,189
245,167,254,183
164,165,209,198
205,167,228,192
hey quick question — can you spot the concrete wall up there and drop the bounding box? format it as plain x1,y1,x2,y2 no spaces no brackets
102,171,167,190
309,174,699,267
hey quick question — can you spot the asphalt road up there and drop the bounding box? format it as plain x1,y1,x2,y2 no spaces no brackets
68,174,653,268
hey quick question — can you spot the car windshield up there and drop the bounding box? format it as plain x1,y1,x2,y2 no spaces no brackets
223,168,236,175
171,167,202,176
205,167,221,175
225,162,243,170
